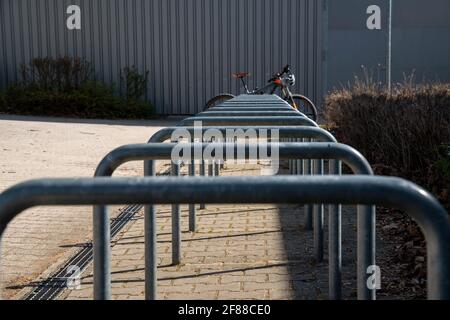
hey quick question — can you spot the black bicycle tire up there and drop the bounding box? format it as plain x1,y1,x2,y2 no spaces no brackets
204,93,235,110
289,94,318,122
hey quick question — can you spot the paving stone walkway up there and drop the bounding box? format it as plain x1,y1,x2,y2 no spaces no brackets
62,163,359,300
0,116,177,298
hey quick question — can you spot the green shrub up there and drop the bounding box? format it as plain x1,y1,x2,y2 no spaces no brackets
0,92,5,110
0,57,155,119
0,81,154,119
324,77,450,205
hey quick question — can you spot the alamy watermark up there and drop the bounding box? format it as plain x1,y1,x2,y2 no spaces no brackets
65,4,383,31
367,265,382,290
66,265,81,290
170,121,280,176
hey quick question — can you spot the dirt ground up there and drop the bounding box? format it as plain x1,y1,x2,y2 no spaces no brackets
0,115,177,298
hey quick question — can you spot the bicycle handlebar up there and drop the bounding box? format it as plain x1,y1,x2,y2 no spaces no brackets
283,64,291,73
268,65,291,82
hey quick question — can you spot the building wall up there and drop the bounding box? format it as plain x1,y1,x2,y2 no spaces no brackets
392,0,450,83
0,0,325,115
2,0,449,114
327,0,389,89
327,0,450,91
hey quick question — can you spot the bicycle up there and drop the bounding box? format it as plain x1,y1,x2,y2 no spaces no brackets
205,65,318,121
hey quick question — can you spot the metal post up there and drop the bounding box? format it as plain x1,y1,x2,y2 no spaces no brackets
288,138,294,174
313,159,325,262
215,161,220,176
213,137,220,177
329,159,342,300
292,139,298,174
188,160,196,232
297,139,303,175
304,139,313,230
144,160,157,300
171,161,181,265
357,204,376,300
199,160,206,210
93,204,111,300
387,0,393,92
208,160,215,177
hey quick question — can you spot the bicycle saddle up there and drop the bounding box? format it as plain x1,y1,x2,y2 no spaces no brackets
232,72,250,79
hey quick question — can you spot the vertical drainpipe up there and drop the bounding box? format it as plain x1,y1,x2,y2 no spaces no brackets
386,0,393,93
322,0,329,108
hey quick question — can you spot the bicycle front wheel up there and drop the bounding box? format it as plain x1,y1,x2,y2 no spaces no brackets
204,93,235,110
289,94,318,122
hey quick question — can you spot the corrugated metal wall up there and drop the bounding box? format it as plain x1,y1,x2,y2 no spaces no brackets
0,0,325,115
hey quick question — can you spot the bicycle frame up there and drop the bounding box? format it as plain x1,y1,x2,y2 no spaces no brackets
240,78,281,95
238,67,298,108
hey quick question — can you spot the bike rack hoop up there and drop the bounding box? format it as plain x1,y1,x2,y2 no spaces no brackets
179,116,318,127
197,111,302,117
148,126,336,144
0,176,449,300
97,142,370,176
208,107,295,112
94,141,371,300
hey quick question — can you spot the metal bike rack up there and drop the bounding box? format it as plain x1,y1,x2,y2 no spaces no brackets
177,116,320,256
197,111,303,117
157,112,324,271
216,103,294,109
0,176,448,300
95,141,373,300
148,126,336,145
194,110,308,175
176,115,320,176
209,94,309,177
148,126,331,230
178,115,318,188
173,95,340,296
224,94,287,102
162,95,358,299
216,95,298,108
201,95,312,163
178,116,317,127
194,110,305,173
184,117,315,223
207,106,295,112
148,124,329,249
218,99,291,104
204,94,312,184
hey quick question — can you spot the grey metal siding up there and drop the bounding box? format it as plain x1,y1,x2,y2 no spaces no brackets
0,0,325,115
392,0,450,83
327,0,450,91
327,0,390,90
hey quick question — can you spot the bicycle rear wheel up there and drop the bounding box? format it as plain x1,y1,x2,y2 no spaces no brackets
204,93,235,110
289,94,318,122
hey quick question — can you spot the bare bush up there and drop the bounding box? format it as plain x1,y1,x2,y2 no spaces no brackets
325,76,450,199
19,57,93,92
